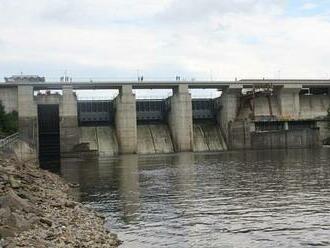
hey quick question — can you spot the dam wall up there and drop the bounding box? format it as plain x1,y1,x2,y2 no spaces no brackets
251,129,320,149
238,93,330,120
0,80,328,160
236,92,330,143
79,126,118,156
193,123,227,152
137,124,174,154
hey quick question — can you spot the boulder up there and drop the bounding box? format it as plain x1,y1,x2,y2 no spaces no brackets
0,189,36,213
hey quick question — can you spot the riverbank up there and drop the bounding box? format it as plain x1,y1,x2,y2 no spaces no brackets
0,155,121,247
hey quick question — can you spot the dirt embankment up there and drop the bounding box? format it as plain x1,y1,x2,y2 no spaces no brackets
0,156,121,247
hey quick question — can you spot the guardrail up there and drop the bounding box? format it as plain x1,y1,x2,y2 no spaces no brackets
0,132,19,150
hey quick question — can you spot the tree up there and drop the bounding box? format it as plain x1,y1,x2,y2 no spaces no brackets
0,102,18,136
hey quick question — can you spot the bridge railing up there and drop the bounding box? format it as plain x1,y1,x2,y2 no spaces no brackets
0,132,20,151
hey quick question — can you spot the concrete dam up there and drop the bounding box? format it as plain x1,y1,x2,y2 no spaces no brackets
0,79,329,161
77,98,226,155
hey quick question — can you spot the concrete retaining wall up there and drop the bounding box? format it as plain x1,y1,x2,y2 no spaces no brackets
251,129,320,149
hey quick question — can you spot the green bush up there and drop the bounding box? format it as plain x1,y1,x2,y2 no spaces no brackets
0,103,18,136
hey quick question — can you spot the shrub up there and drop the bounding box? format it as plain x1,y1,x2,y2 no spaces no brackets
0,103,18,136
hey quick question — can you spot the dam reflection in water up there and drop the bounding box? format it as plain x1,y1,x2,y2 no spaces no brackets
61,149,330,248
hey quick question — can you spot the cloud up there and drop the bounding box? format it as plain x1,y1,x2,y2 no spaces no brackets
0,0,329,81
301,2,318,10
157,0,284,24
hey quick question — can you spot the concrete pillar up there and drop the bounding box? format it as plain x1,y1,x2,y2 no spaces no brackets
60,86,79,153
115,85,137,154
218,85,242,141
168,84,193,152
17,86,38,160
276,84,302,119
0,87,18,113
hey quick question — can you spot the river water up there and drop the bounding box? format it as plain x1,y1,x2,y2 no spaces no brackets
61,148,330,248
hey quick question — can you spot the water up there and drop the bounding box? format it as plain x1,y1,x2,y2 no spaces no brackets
61,148,330,248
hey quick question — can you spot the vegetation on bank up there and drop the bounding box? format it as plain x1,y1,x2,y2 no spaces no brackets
0,103,18,137
325,108,330,145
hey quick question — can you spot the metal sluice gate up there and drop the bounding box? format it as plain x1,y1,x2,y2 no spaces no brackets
77,98,219,126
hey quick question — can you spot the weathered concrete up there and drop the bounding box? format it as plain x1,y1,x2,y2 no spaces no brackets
218,85,242,141
0,87,18,113
316,120,330,143
79,126,118,156
300,95,330,119
193,123,227,152
251,129,320,149
137,124,174,154
168,84,193,152
276,84,302,119
60,86,79,153
228,120,253,150
238,96,280,119
17,86,37,160
115,85,137,154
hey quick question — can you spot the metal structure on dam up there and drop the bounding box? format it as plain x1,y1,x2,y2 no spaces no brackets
0,77,329,161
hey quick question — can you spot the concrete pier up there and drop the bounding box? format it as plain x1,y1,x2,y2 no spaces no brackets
168,85,193,152
60,86,79,153
218,85,242,141
115,85,137,154
17,86,38,159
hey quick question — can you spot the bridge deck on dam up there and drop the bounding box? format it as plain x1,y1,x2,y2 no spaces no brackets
1,79,330,90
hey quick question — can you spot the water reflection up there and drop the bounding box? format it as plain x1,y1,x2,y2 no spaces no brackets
61,149,330,248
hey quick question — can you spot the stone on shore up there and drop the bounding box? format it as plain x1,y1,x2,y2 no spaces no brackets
0,156,121,247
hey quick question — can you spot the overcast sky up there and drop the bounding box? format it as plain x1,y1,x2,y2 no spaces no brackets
1,0,330,82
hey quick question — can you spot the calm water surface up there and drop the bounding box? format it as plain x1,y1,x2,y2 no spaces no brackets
61,149,330,248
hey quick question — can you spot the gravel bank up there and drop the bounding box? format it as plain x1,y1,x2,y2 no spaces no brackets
0,156,121,247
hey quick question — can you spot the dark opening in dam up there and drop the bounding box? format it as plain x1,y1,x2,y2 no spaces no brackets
38,104,60,170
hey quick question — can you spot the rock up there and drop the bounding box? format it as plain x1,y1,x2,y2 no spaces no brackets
0,207,11,221
64,201,77,208
0,212,31,238
0,189,36,213
0,156,121,247
39,218,52,227
68,183,80,188
9,175,21,189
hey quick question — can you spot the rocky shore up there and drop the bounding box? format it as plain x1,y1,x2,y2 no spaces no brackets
0,155,121,247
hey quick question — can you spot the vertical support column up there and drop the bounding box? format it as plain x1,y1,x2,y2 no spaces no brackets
115,85,137,154
168,84,193,152
218,85,242,142
276,84,302,119
60,86,79,153
17,86,38,160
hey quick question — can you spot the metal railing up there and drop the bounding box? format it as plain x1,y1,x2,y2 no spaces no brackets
0,132,19,150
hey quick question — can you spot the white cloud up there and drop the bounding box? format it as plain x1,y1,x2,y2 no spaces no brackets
0,0,329,81
302,2,318,10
